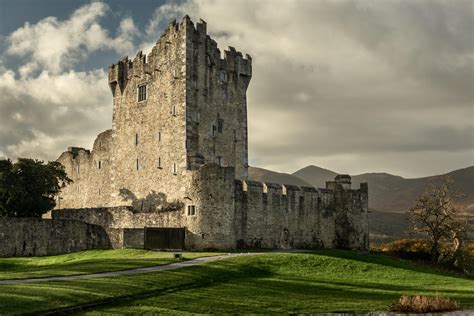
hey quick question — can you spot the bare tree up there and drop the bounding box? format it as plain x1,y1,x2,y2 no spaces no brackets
407,177,470,261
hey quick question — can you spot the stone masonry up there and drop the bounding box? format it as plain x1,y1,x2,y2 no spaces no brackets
55,16,369,250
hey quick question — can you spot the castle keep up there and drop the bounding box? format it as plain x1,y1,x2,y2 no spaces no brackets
54,16,369,251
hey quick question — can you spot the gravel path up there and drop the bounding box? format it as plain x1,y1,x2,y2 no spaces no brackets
0,253,255,285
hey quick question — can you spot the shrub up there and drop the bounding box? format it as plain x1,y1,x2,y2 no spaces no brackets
389,295,459,313
372,239,432,261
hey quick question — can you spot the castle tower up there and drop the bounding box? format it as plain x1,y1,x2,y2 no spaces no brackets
107,17,251,202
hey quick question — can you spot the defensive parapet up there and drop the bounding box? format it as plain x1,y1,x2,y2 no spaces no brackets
233,175,368,250
190,18,252,87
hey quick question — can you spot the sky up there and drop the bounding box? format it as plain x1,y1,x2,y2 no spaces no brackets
0,0,472,178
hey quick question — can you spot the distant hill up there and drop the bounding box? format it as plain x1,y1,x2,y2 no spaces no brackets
293,165,474,214
249,164,474,241
292,165,337,188
248,166,311,187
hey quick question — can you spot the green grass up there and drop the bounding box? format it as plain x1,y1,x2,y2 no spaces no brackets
0,250,473,314
0,249,220,279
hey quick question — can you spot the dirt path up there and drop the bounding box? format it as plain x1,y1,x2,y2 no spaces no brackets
0,253,257,285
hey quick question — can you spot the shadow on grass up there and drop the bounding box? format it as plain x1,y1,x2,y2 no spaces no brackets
26,263,274,315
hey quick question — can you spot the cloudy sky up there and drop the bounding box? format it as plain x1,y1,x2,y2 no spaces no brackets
0,0,472,178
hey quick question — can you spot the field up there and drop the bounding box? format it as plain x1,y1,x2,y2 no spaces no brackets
0,250,473,314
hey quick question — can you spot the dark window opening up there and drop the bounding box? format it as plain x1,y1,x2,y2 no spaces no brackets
136,159,139,171
187,205,196,216
158,157,162,169
217,156,224,166
98,160,101,169
135,133,139,146
138,84,147,102
218,119,224,133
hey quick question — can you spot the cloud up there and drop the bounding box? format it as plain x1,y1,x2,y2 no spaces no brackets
0,2,125,161
5,2,137,74
0,68,111,160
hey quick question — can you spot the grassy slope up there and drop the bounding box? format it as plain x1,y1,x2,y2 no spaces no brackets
0,249,220,279
0,250,473,314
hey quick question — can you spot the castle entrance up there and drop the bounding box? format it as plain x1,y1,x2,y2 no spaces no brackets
144,227,185,250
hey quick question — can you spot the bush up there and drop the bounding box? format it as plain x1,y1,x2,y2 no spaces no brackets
389,295,459,313
372,239,432,261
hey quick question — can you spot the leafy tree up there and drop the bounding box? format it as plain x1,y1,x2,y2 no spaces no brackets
407,177,470,261
0,158,72,218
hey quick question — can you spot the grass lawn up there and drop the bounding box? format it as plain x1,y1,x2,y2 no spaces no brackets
0,250,473,314
0,249,220,279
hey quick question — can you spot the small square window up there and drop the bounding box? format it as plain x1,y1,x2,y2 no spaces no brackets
187,205,196,216
138,84,147,102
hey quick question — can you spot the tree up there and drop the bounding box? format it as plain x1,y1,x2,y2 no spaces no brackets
0,158,72,218
407,177,470,261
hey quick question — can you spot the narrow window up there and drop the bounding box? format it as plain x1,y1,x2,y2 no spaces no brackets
218,119,224,133
196,112,200,124
187,205,196,216
219,71,227,83
171,105,176,116
158,131,161,142
212,124,217,137
98,160,101,169
172,162,177,174
98,188,101,195
136,159,139,171
233,130,237,142
76,164,80,174
158,157,162,169
135,133,139,146
138,84,147,102
217,156,224,167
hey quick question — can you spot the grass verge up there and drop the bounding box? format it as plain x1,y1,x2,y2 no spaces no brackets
0,249,221,280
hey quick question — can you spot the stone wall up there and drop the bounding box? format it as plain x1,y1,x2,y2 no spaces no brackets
53,164,239,250
0,218,110,257
232,178,367,250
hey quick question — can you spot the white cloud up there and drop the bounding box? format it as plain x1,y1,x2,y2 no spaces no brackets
6,2,138,74
0,2,125,161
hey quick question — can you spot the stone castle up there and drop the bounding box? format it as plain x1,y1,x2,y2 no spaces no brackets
53,16,369,250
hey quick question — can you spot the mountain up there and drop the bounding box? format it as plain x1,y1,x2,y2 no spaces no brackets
293,165,474,214
292,165,337,188
248,166,311,187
